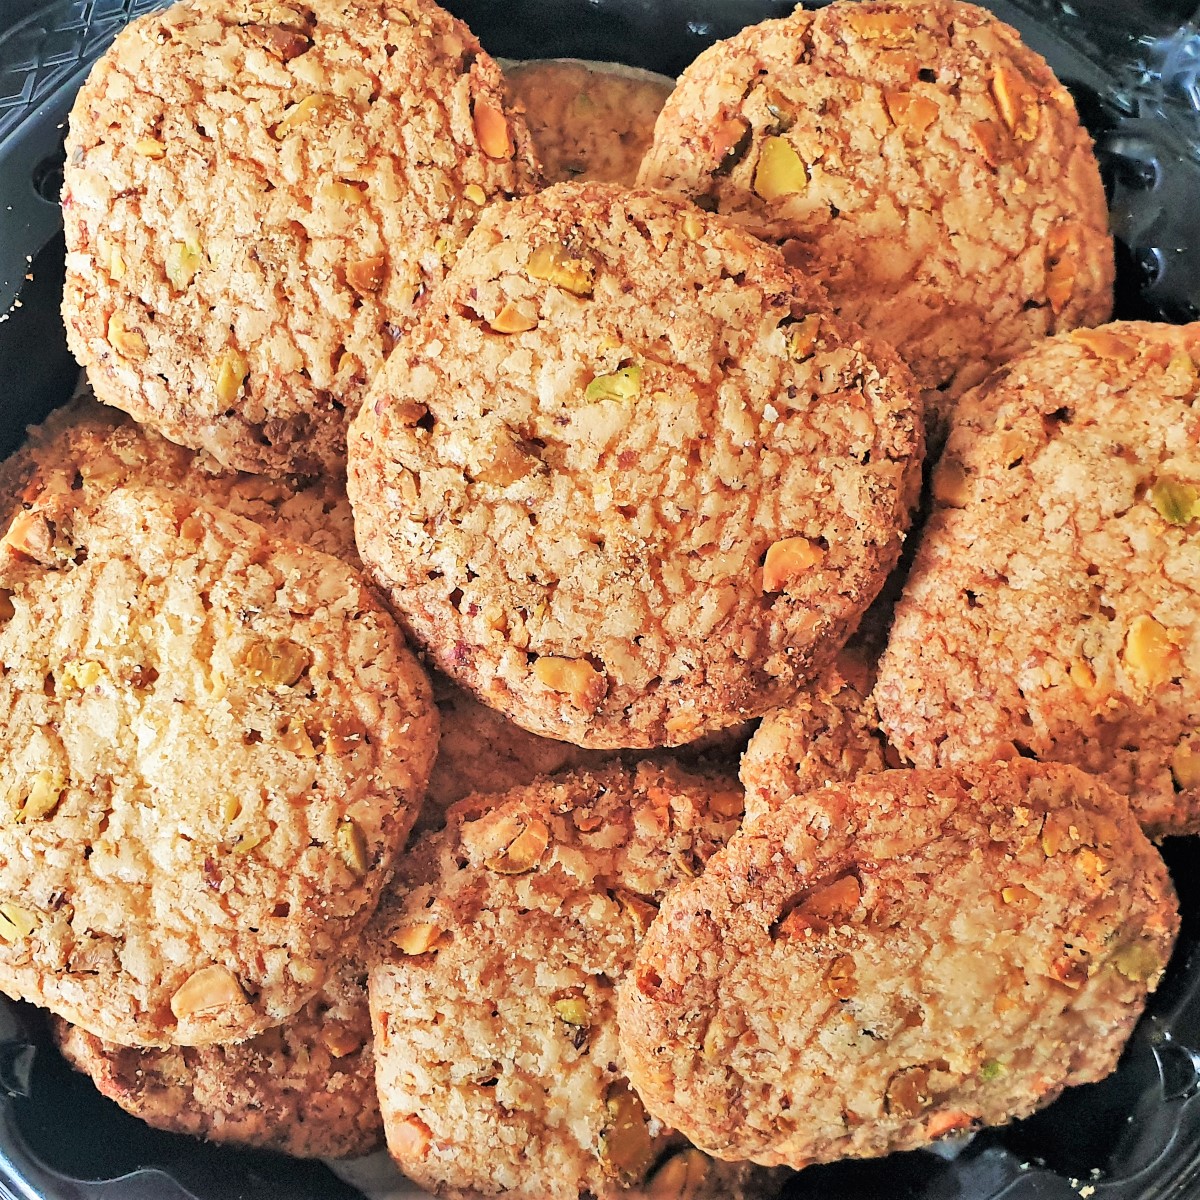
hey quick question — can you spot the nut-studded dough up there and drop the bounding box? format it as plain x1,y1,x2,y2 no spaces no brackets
617,762,1178,1167
0,484,437,1046
349,181,923,749
61,0,539,475
54,951,380,1158
506,59,672,186
874,321,1200,836
739,649,890,825
368,759,781,1199
638,0,1112,432
2,389,357,563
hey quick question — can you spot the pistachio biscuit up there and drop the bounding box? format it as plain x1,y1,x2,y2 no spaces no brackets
349,181,923,748
874,322,1200,836
618,762,1178,1167
368,759,783,1198
61,0,539,474
639,0,1112,432
0,483,437,1046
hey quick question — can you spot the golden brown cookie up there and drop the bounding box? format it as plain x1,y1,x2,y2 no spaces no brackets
638,0,1113,431
0,483,437,1046
2,389,357,563
54,952,380,1159
349,180,924,749
61,0,539,475
739,649,890,825
874,322,1200,836
368,759,781,1198
617,761,1178,1168
506,59,672,186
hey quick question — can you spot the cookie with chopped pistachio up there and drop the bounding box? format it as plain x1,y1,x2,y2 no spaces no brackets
874,321,1200,836
54,950,380,1158
349,180,923,749
368,759,782,1199
638,0,1112,432
2,388,357,563
61,0,539,475
617,761,1178,1168
505,59,672,186
0,483,437,1047
739,649,891,825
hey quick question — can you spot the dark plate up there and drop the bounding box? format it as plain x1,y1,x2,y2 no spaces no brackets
1,0,1200,1196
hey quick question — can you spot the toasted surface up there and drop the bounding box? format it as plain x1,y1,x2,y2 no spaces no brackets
739,650,889,825
2,390,358,563
506,59,672,186
0,484,437,1046
874,321,1200,836
617,762,1178,1167
61,0,539,475
55,951,380,1159
638,0,1112,430
368,759,780,1199
350,180,923,749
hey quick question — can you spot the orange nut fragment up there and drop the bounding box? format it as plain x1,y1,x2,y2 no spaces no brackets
320,1024,365,1057
1069,327,1140,362
780,874,861,937
107,313,148,361
885,1065,933,1118
170,964,246,1019
753,136,807,202
1044,229,1076,314
825,954,857,1000
346,256,386,294
473,101,513,159
485,818,551,875
883,90,939,136
392,922,444,955
845,8,912,42
991,64,1040,142
526,242,594,296
1171,740,1200,790
533,655,606,709
1,509,53,561
392,1115,433,1161
762,535,824,593
488,299,539,334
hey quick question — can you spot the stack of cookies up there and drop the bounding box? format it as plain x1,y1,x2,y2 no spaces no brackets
0,0,1192,1196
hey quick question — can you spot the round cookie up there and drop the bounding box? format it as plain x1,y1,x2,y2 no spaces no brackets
420,671,612,831
505,59,672,186
0,483,437,1046
873,322,1200,837
349,180,924,749
617,761,1178,1168
637,0,1113,431
367,759,781,1199
54,951,380,1159
3,389,358,564
739,649,890,825
61,0,539,475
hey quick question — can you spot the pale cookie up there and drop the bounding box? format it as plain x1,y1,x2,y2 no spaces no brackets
2,390,357,563
739,649,890,825
61,0,539,475
0,484,437,1046
54,951,380,1158
349,181,923,749
506,59,672,186
617,761,1178,1168
368,760,781,1199
873,321,1200,836
638,0,1113,431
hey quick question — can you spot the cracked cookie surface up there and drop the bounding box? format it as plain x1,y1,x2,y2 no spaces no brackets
61,0,539,475
55,949,381,1158
0,484,437,1046
349,181,923,749
368,759,781,1199
638,0,1112,432
874,322,1200,836
617,761,1178,1167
